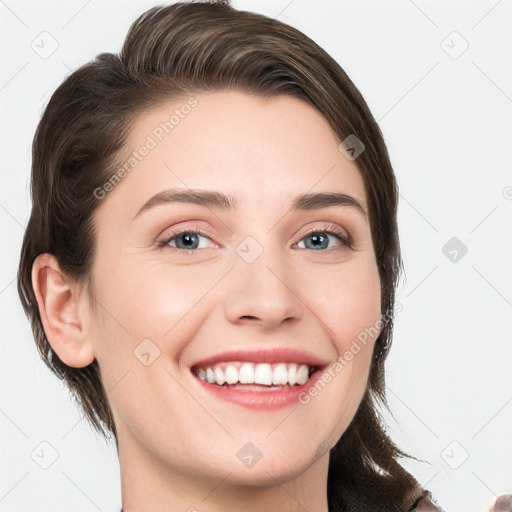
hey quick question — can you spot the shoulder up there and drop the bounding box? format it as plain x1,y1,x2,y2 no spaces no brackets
410,491,445,511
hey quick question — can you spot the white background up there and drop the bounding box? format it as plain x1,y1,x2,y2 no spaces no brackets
1,1,511,511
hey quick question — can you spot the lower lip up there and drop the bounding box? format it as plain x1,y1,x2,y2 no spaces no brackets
192,370,324,410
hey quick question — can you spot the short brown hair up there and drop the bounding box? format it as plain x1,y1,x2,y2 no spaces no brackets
18,1,426,509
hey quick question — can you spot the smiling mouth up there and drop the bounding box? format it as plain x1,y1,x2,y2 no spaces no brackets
191,361,320,389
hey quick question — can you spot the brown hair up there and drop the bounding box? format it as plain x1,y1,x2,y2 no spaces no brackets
17,1,427,510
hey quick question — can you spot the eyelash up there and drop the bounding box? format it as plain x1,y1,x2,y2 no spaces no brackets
298,224,352,250
157,223,352,253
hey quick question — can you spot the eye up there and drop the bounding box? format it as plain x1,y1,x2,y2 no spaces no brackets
294,224,352,251
157,223,352,253
158,229,216,251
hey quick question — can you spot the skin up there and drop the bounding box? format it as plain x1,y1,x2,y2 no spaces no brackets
32,91,382,512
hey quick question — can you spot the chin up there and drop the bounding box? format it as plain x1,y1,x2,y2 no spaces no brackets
216,440,329,488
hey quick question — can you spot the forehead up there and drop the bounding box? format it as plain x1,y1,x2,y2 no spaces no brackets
98,91,367,220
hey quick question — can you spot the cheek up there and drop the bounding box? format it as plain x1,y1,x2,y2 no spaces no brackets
299,257,381,404
291,261,382,455
301,256,382,350
90,258,218,367
337,267,381,352
88,262,211,433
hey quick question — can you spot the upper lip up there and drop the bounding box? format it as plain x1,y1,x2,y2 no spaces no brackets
190,347,331,369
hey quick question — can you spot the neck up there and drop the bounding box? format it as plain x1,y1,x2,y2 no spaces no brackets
117,433,331,512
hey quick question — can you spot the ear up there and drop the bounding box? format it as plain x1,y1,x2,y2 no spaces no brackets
31,253,95,368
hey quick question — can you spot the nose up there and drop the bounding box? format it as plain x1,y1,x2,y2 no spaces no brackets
223,245,304,331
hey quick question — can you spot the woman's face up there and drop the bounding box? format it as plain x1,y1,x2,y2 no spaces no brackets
88,91,381,488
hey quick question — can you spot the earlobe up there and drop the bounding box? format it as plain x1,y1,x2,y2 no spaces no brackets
31,253,95,368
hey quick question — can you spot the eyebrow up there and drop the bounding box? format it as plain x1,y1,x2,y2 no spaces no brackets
133,188,367,219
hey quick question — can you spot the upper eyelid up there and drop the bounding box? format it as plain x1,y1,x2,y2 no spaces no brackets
159,225,215,241
294,225,351,247
158,226,215,248
300,224,347,236
159,223,347,238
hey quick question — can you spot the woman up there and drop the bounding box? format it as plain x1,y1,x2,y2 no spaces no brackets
17,1,444,510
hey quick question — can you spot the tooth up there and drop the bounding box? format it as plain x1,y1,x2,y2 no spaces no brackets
287,363,297,386
214,367,225,385
206,368,215,383
272,363,288,385
254,363,273,385
296,364,309,385
239,363,255,384
224,365,238,385
201,362,313,387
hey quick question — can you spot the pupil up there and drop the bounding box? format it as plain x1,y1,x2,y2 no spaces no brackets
178,232,198,249
308,232,328,249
